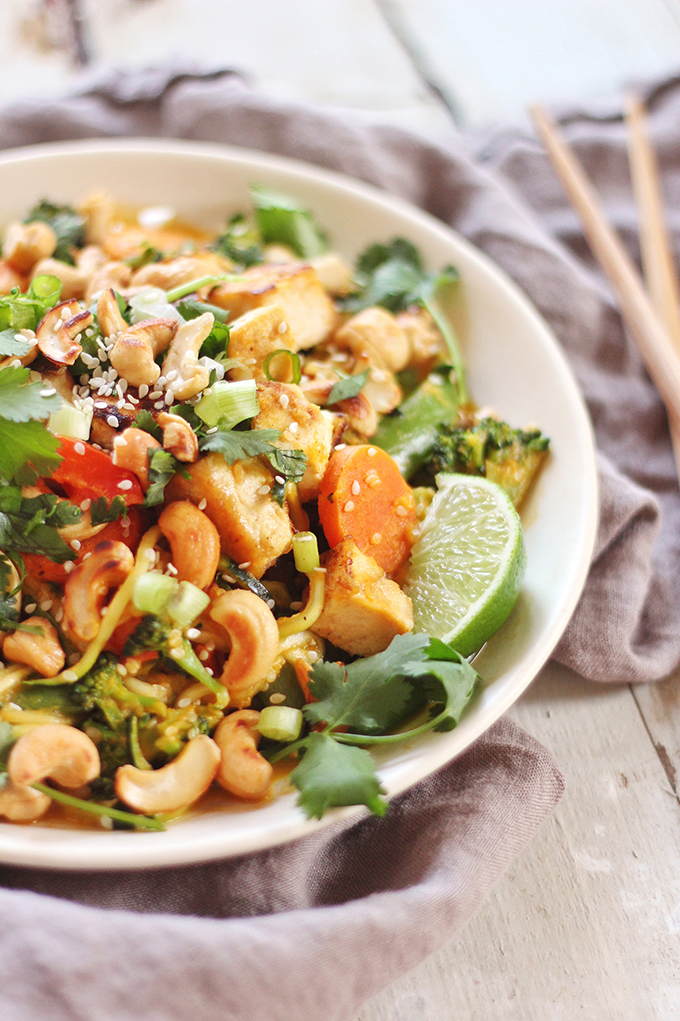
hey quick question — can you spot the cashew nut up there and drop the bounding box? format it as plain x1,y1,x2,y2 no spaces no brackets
62,539,135,644
109,317,178,388
97,286,128,339
0,260,28,295
157,412,199,462
112,426,161,491
115,734,220,814
160,313,212,399
213,710,273,801
3,220,57,273
2,617,65,677
8,723,100,789
335,307,410,373
209,590,280,708
31,259,88,300
0,779,52,822
158,501,220,589
36,299,94,366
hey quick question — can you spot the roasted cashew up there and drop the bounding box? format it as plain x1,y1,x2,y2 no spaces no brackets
209,590,280,708
335,390,378,439
84,260,132,306
0,260,28,295
3,221,57,274
112,426,162,491
2,617,65,677
335,307,410,373
157,412,199,462
31,259,88,301
63,539,135,644
8,723,100,789
78,190,114,245
158,501,220,589
115,734,220,814
36,299,94,365
213,710,273,801
160,312,212,399
109,317,178,388
97,286,127,339
0,779,52,822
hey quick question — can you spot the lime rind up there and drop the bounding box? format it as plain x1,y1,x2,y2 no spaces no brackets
405,473,526,657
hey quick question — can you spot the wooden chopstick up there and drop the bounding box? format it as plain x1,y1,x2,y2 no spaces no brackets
624,95,680,471
530,104,680,455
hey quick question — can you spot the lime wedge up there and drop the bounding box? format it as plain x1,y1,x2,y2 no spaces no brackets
404,473,526,656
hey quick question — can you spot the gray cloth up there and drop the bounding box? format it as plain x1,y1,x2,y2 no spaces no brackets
0,66,671,1021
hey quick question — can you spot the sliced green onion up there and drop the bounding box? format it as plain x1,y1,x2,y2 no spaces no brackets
128,715,153,771
257,705,303,742
31,782,165,831
262,349,302,384
194,379,259,427
30,274,62,301
166,581,211,629
292,532,319,574
166,275,228,303
277,570,325,640
133,570,178,615
128,286,183,325
47,404,91,440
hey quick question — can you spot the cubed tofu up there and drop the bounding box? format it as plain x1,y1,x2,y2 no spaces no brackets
251,381,334,502
312,537,413,657
166,452,293,578
209,262,336,350
226,305,297,382
334,307,410,373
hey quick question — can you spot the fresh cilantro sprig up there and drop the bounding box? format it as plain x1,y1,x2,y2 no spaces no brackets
0,329,32,358
268,632,479,819
0,365,64,484
198,427,281,464
176,299,230,359
90,495,127,526
339,238,466,402
25,200,85,265
327,369,369,406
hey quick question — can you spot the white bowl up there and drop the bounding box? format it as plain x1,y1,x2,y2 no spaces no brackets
0,139,598,869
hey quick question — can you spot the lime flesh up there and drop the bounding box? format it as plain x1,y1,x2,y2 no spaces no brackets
404,473,526,657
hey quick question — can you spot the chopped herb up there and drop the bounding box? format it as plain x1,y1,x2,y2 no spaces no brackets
211,213,264,267
0,329,32,358
126,245,163,270
198,427,281,465
25,200,85,265
90,494,127,526
251,184,327,259
133,408,163,442
327,369,369,405
145,449,182,507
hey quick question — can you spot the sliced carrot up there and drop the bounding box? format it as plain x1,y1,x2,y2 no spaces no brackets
317,444,418,574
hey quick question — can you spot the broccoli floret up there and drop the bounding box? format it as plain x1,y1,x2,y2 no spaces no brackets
154,704,224,757
123,615,228,701
428,417,550,507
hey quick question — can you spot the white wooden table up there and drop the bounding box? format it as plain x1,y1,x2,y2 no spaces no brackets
5,3,680,1018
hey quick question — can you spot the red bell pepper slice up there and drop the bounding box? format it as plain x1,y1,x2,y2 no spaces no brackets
50,436,144,507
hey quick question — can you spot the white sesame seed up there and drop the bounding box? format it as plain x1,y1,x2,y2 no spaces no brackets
238,561,251,570
74,442,86,455
154,401,165,410
149,390,162,400
82,551,92,560
70,539,81,551
314,566,327,574
40,388,57,397
177,698,191,708
144,548,156,562
288,421,299,434
127,394,139,404
335,443,346,451
60,307,71,320
370,532,382,545
205,667,214,676
367,447,377,457
64,561,75,574
198,649,210,661
116,663,127,676
279,394,290,409
198,498,207,510
166,563,178,576
395,506,408,517
244,358,257,366
24,603,37,614
269,692,286,704
106,415,118,428
138,384,149,398
156,377,167,388
117,480,133,491
164,390,174,405
186,627,201,640
344,500,355,512
274,475,285,485
62,670,78,682
206,426,218,434
54,606,64,622
278,322,288,334
169,647,184,660
351,480,361,495
266,598,276,610
114,435,128,447
257,484,271,496
80,499,91,511
165,369,178,381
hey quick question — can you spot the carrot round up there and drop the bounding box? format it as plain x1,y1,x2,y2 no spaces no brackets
318,444,418,574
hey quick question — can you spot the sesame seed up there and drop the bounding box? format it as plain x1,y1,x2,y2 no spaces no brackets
289,601,303,611
351,480,360,495
149,390,162,400
71,539,81,551
366,475,381,488
40,388,56,397
279,393,290,409
106,415,119,428
367,447,377,457
177,698,191,708
24,603,36,614
165,369,178,381
114,435,128,447
74,442,86,455
164,390,174,405
169,647,184,660
60,307,71,320
244,358,257,366
274,475,285,485
205,667,214,677
186,627,201,640
62,670,78,682
64,562,75,574
344,500,355,512
80,499,91,511
289,421,299,434
82,551,92,561
116,663,127,676
370,532,382,545
198,649,210,661
395,506,408,517
117,480,133,491
238,561,251,570
278,321,288,333
314,566,327,574
157,377,167,388
335,443,346,451
127,394,139,404
144,548,156,562
54,606,64,622
257,484,271,496
269,693,286,704
138,384,149,398
154,401,165,410
198,498,207,510
166,563,178,576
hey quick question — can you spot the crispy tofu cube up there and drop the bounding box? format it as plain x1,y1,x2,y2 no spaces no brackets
251,381,334,502
335,307,410,373
166,452,293,578
209,262,336,350
312,537,413,657
226,306,297,382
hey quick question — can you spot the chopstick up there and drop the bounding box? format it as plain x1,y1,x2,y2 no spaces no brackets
530,104,680,470
624,95,680,468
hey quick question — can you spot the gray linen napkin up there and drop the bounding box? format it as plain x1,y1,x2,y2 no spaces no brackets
0,66,669,1020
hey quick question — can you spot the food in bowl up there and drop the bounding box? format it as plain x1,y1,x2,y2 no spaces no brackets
0,186,549,829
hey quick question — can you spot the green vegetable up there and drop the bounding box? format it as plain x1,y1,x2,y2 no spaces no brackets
262,349,302,385
133,570,179,615
257,705,303,742
327,369,369,405
265,445,307,506
211,213,264,267
195,379,259,428
251,184,327,258
426,417,550,507
166,276,227,303
166,581,211,629
123,615,228,700
373,365,459,479
217,556,272,604
176,298,230,359
0,329,32,358
24,200,85,264
145,449,183,508
0,275,62,334
198,426,281,464
47,404,92,441
126,245,162,270
31,782,164,830
89,494,127,527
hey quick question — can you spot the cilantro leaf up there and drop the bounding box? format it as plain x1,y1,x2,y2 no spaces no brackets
305,632,430,734
133,409,162,442
198,427,280,464
90,495,127,526
327,369,369,406
145,449,180,508
126,245,162,270
177,299,231,359
0,329,32,358
0,365,63,423
251,185,327,259
211,213,264,267
0,420,62,483
266,446,306,483
289,732,387,819
0,276,62,333
25,200,85,264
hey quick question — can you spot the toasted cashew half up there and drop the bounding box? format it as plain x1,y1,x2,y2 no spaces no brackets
97,286,128,339
112,426,162,491
0,779,52,822
213,710,273,801
157,412,199,462
8,723,100,789
3,221,57,273
36,299,94,365
160,312,213,399
2,617,65,677
115,734,220,814
109,317,178,388
63,539,135,644
158,501,220,589
209,590,280,708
